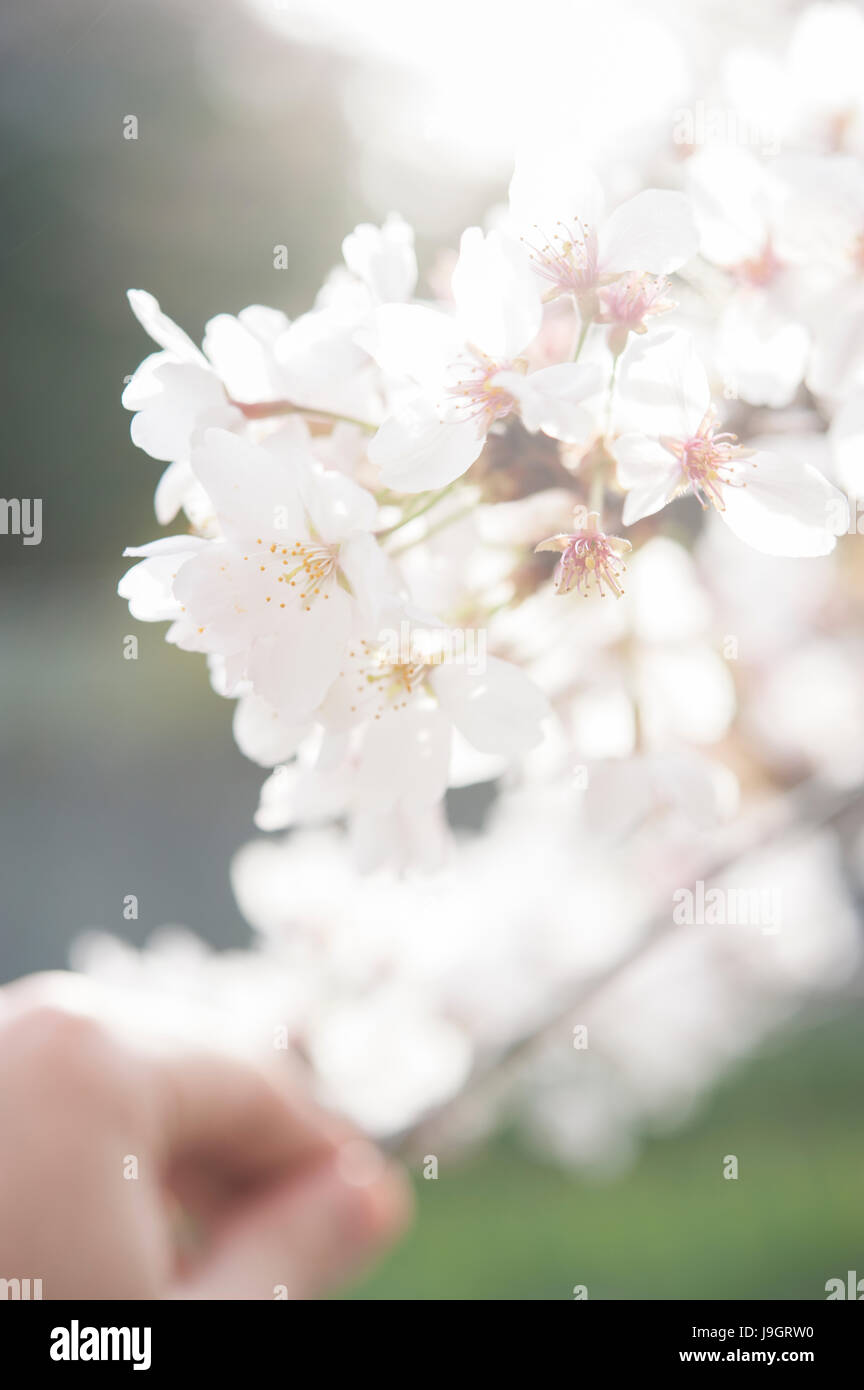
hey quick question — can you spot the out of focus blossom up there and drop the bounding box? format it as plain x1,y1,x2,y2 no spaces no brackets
109,4,864,1164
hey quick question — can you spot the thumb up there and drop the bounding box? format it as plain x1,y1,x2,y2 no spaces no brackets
173,1142,412,1300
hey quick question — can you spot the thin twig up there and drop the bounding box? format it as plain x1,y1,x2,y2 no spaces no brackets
391,777,864,1156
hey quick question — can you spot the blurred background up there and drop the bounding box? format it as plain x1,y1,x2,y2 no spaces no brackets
1,0,862,1299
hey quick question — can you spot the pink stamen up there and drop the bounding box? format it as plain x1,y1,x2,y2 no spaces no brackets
521,218,599,301
597,272,675,332
661,409,753,510
536,511,631,599
445,355,519,432
732,240,783,289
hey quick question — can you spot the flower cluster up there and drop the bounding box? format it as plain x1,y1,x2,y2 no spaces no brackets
75,792,861,1156
108,0,864,1165
119,124,854,870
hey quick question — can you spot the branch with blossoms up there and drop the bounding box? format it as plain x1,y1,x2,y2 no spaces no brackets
119,148,853,873
393,775,864,1160
91,1,864,1170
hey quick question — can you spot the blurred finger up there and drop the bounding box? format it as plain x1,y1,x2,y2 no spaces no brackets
173,1142,413,1300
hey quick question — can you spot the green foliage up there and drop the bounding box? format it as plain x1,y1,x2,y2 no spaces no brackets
343,1012,864,1300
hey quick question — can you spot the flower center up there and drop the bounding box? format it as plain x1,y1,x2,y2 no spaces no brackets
661,414,752,510
536,510,631,598
342,639,432,717
447,356,519,432
557,533,628,598
521,218,599,301
598,272,674,329
248,538,339,611
733,240,783,289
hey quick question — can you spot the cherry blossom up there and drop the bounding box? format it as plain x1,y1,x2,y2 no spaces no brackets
364,227,602,491
685,148,812,407
253,608,550,858
122,291,289,524
535,509,631,598
508,146,697,321
104,1,864,1182
120,426,397,720
612,330,849,554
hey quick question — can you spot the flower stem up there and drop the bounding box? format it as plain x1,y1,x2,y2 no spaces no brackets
587,357,621,522
589,457,606,518
387,499,478,556
604,353,620,436
572,313,593,362
375,484,458,540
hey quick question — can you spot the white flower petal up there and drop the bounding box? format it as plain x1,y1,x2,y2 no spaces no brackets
121,351,169,410
274,308,376,420
807,282,864,404
354,703,452,813
621,476,680,525
122,536,209,560
628,537,711,642
369,403,484,492
600,189,697,276
128,363,236,464
153,460,196,525
299,467,378,541
501,362,603,444
349,802,450,875
118,537,208,622
191,429,307,540
338,531,402,626
342,213,418,304
202,310,289,402
720,452,849,556
358,304,462,392
246,581,354,718
616,329,711,438
127,289,207,365
254,758,349,831
685,148,774,266
831,390,864,495
715,296,809,409
451,227,541,360
117,564,180,624
232,692,311,767
508,149,605,241
432,655,549,756
172,543,271,650
613,433,681,523
637,645,736,745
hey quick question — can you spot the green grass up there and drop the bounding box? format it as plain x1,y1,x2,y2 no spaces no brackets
341,1009,864,1300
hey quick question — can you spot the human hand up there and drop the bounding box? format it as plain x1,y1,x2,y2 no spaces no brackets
0,972,412,1299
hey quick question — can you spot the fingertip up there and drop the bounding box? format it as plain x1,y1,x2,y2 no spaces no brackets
333,1139,415,1252
173,1141,413,1300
